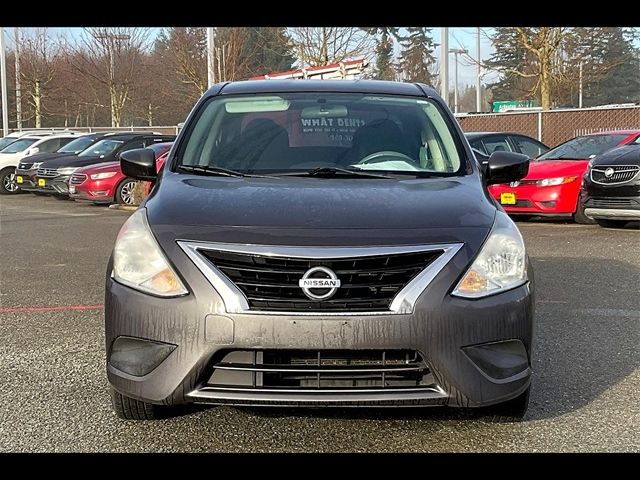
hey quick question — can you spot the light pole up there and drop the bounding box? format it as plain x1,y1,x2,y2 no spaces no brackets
440,28,449,106
579,61,583,109
94,31,130,128
476,27,482,112
449,48,468,114
14,28,21,131
206,28,216,88
0,28,8,136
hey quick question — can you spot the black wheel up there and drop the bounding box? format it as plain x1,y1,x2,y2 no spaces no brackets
115,178,138,205
0,167,20,195
481,386,530,423
110,388,168,420
573,197,596,224
596,219,629,229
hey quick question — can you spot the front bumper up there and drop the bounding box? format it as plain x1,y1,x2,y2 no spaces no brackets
489,182,580,215
14,169,38,190
35,175,71,195
69,179,116,203
584,207,640,220
105,246,535,408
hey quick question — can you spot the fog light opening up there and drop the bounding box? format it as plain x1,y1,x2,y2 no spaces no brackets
109,336,176,376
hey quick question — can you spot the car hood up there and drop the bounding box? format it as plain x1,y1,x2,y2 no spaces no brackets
524,159,589,180
591,145,640,166
146,172,496,249
40,155,112,169
76,161,120,174
21,152,78,165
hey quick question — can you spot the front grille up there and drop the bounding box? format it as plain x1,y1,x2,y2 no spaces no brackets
200,249,443,312
69,173,87,185
207,349,435,391
586,197,639,208
591,165,640,185
37,167,59,178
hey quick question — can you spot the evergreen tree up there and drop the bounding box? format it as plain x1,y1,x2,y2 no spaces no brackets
398,27,436,84
363,27,399,80
242,28,295,76
485,27,535,102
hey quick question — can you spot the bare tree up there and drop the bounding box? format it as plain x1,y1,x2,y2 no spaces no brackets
289,27,374,67
63,28,151,127
19,28,59,128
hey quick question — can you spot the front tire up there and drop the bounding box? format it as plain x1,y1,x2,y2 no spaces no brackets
0,167,20,195
110,388,168,420
481,386,530,423
573,197,596,224
595,219,629,229
115,178,138,205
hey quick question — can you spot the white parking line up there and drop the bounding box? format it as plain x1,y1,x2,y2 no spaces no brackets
576,308,640,318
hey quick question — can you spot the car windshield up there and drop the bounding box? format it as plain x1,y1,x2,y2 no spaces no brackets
0,137,18,151
78,139,124,157
0,138,38,153
537,134,628,161
58,136,96,154
177,93,464,176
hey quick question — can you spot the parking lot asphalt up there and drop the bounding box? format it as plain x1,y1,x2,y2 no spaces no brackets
0,194,638,452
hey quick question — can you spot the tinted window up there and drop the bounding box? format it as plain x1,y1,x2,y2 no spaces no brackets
0,138,37,153
58,136,96,154
38,138,64,153
0,137,17,151
78,139,124,157
179,93,463,175
481,136,512,154
121,139,146,153
469,139,487,154
538,134,628,161
511,136,548,158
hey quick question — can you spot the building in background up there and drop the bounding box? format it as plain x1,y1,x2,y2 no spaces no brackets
250,58,368,81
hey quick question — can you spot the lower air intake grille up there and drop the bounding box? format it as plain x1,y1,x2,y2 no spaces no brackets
207,349,435,391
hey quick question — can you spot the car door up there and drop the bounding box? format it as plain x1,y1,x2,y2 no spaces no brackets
114,138,146,160
509,135,549,159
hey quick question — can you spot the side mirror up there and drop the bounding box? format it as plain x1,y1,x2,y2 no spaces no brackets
486,151,529,185
120,148,157,181
471,148,490,176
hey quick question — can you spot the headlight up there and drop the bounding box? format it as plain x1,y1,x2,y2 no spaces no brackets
452,212,527,298
536,176,577,186
57,167,79,175
112,208,188,297
90,171,117,180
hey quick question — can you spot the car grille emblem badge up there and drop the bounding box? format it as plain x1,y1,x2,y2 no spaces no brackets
299,266,341,301
509,181,520,187
604,167,614,178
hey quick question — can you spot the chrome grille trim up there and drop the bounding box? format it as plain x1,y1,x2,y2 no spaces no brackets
37,167,59,177
591,165,640,185
69,173,87,185
177,241,464,316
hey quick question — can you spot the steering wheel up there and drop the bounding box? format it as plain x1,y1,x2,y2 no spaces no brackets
355,151,415,165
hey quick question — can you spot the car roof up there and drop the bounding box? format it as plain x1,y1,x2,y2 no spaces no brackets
99,132,174,141
210,79,433,98
465,131,538,139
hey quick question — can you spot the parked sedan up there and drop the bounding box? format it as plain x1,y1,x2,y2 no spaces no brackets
69,142,172,205
0,133,82,194
15,133,111,192
34,133,176,197
489,130,640,223
466,132,549,159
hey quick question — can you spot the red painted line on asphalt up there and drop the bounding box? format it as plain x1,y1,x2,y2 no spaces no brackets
0,304,104,314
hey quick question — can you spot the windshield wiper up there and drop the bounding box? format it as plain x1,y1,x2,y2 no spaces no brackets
283,166,393,179
177,165,272,178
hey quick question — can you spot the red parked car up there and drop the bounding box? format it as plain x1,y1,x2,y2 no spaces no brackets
489,130,640,223
69,142,172,205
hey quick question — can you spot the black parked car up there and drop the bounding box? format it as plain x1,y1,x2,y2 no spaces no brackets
466,132,549,159
106,80,535,422
16,133,112,192
34,132,176,196
582,140,640,229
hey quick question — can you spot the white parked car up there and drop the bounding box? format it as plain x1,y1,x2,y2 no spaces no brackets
0,133,82,194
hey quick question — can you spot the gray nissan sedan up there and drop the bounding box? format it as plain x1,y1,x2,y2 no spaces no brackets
106,80,534,422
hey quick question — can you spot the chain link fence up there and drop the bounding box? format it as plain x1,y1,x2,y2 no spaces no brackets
456,106,640,147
